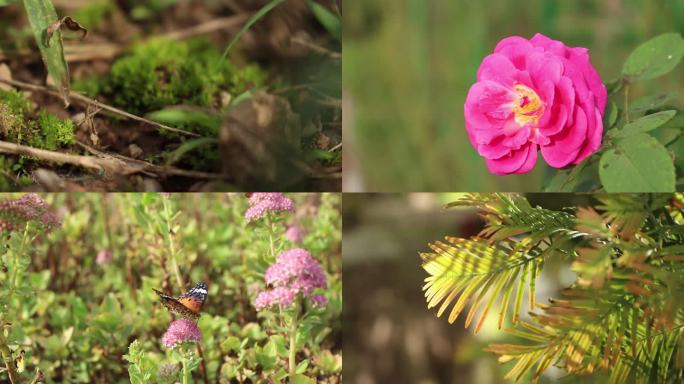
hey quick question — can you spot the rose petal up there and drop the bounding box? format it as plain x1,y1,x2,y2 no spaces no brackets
485,143,533,175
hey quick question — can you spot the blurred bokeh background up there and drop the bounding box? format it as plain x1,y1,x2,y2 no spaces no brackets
342,193,614,384
343,0,684,191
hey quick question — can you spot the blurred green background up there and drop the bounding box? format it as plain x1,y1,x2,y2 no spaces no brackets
343,0,684,191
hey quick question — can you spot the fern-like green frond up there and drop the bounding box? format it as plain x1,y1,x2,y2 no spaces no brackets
446,193,575,242
421,237,541,332
424,193,684,383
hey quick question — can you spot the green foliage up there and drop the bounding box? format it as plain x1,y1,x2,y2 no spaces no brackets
622,33,684,82
22,0,71,105
78,39,266,117
218,0,286,63
124,340,157,384
548,32,684,192
611,110,677,139
0,89,75,152
422,193,684,383
306,0,341,41
72,0,114,29
0,193,341,383
37,110,74,150
146,108,222,138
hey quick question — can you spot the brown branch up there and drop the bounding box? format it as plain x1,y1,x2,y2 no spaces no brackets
0,140,123,173
0,140,223,180
29,368,43,384
290,36,341,59
76,141,225,179
0,78,200,137
0,14,250,63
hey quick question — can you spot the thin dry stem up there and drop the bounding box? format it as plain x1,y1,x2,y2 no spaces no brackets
0,139,223,180
0,78,200,137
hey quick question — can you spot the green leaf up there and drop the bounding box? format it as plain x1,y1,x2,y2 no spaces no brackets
306,0,341,41
606,78,623,96
291,374,315,384
612,110,676,139
0,0,17,6
23,0,71,106
629,92,678,115
295,359,309,374
622,33,684,82
599,133,675,192
218,0,286,65
603,101,619,129
147,107,222,136
164,137,218,167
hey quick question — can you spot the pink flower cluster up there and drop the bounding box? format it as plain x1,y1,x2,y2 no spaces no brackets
0,194,61,232
244,193,295,222
285,225,303,243
255,248,327,310
464,33,607,175
162,319,202,348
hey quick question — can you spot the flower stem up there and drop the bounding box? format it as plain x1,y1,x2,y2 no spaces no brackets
162,197,184,288
288,301,300,381
181,352,190,384
2,224,30,326
624,82,630,123
0,331,20,384
266,214,276,260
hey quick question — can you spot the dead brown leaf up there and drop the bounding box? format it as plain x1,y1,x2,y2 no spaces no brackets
45,16,88,47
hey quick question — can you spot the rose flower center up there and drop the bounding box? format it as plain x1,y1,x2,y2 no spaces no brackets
512,84,544,126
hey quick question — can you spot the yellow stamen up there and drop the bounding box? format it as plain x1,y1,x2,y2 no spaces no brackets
512,84,544,126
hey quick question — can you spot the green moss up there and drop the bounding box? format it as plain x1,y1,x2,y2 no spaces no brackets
0,90,74,150
83,39,266,116
0,89,36,145
0,89,31,115
72,0,114,29
38,111,75,150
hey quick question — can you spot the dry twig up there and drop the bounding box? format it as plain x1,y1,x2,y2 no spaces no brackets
0,139,223,180
0,78,200,137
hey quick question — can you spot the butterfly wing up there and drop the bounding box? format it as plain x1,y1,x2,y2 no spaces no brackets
153,286,203,320
177,282,208,314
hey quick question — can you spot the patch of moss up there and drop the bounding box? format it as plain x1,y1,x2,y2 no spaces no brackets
38,111,75,150
0,90,75,150
0,89,36,145
81,39,267,116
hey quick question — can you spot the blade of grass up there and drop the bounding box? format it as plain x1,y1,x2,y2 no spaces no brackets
305,0,341,41
164,137,218,167
216,0,286,66
23,0,71,106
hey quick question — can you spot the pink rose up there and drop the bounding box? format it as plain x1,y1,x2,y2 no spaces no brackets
464,33,607,175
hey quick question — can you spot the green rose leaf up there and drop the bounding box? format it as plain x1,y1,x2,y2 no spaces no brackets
599,133,675,192
622,33,684,82
629,92,678,115
612,110,676,139
0,0,18,6
603,101,618,129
